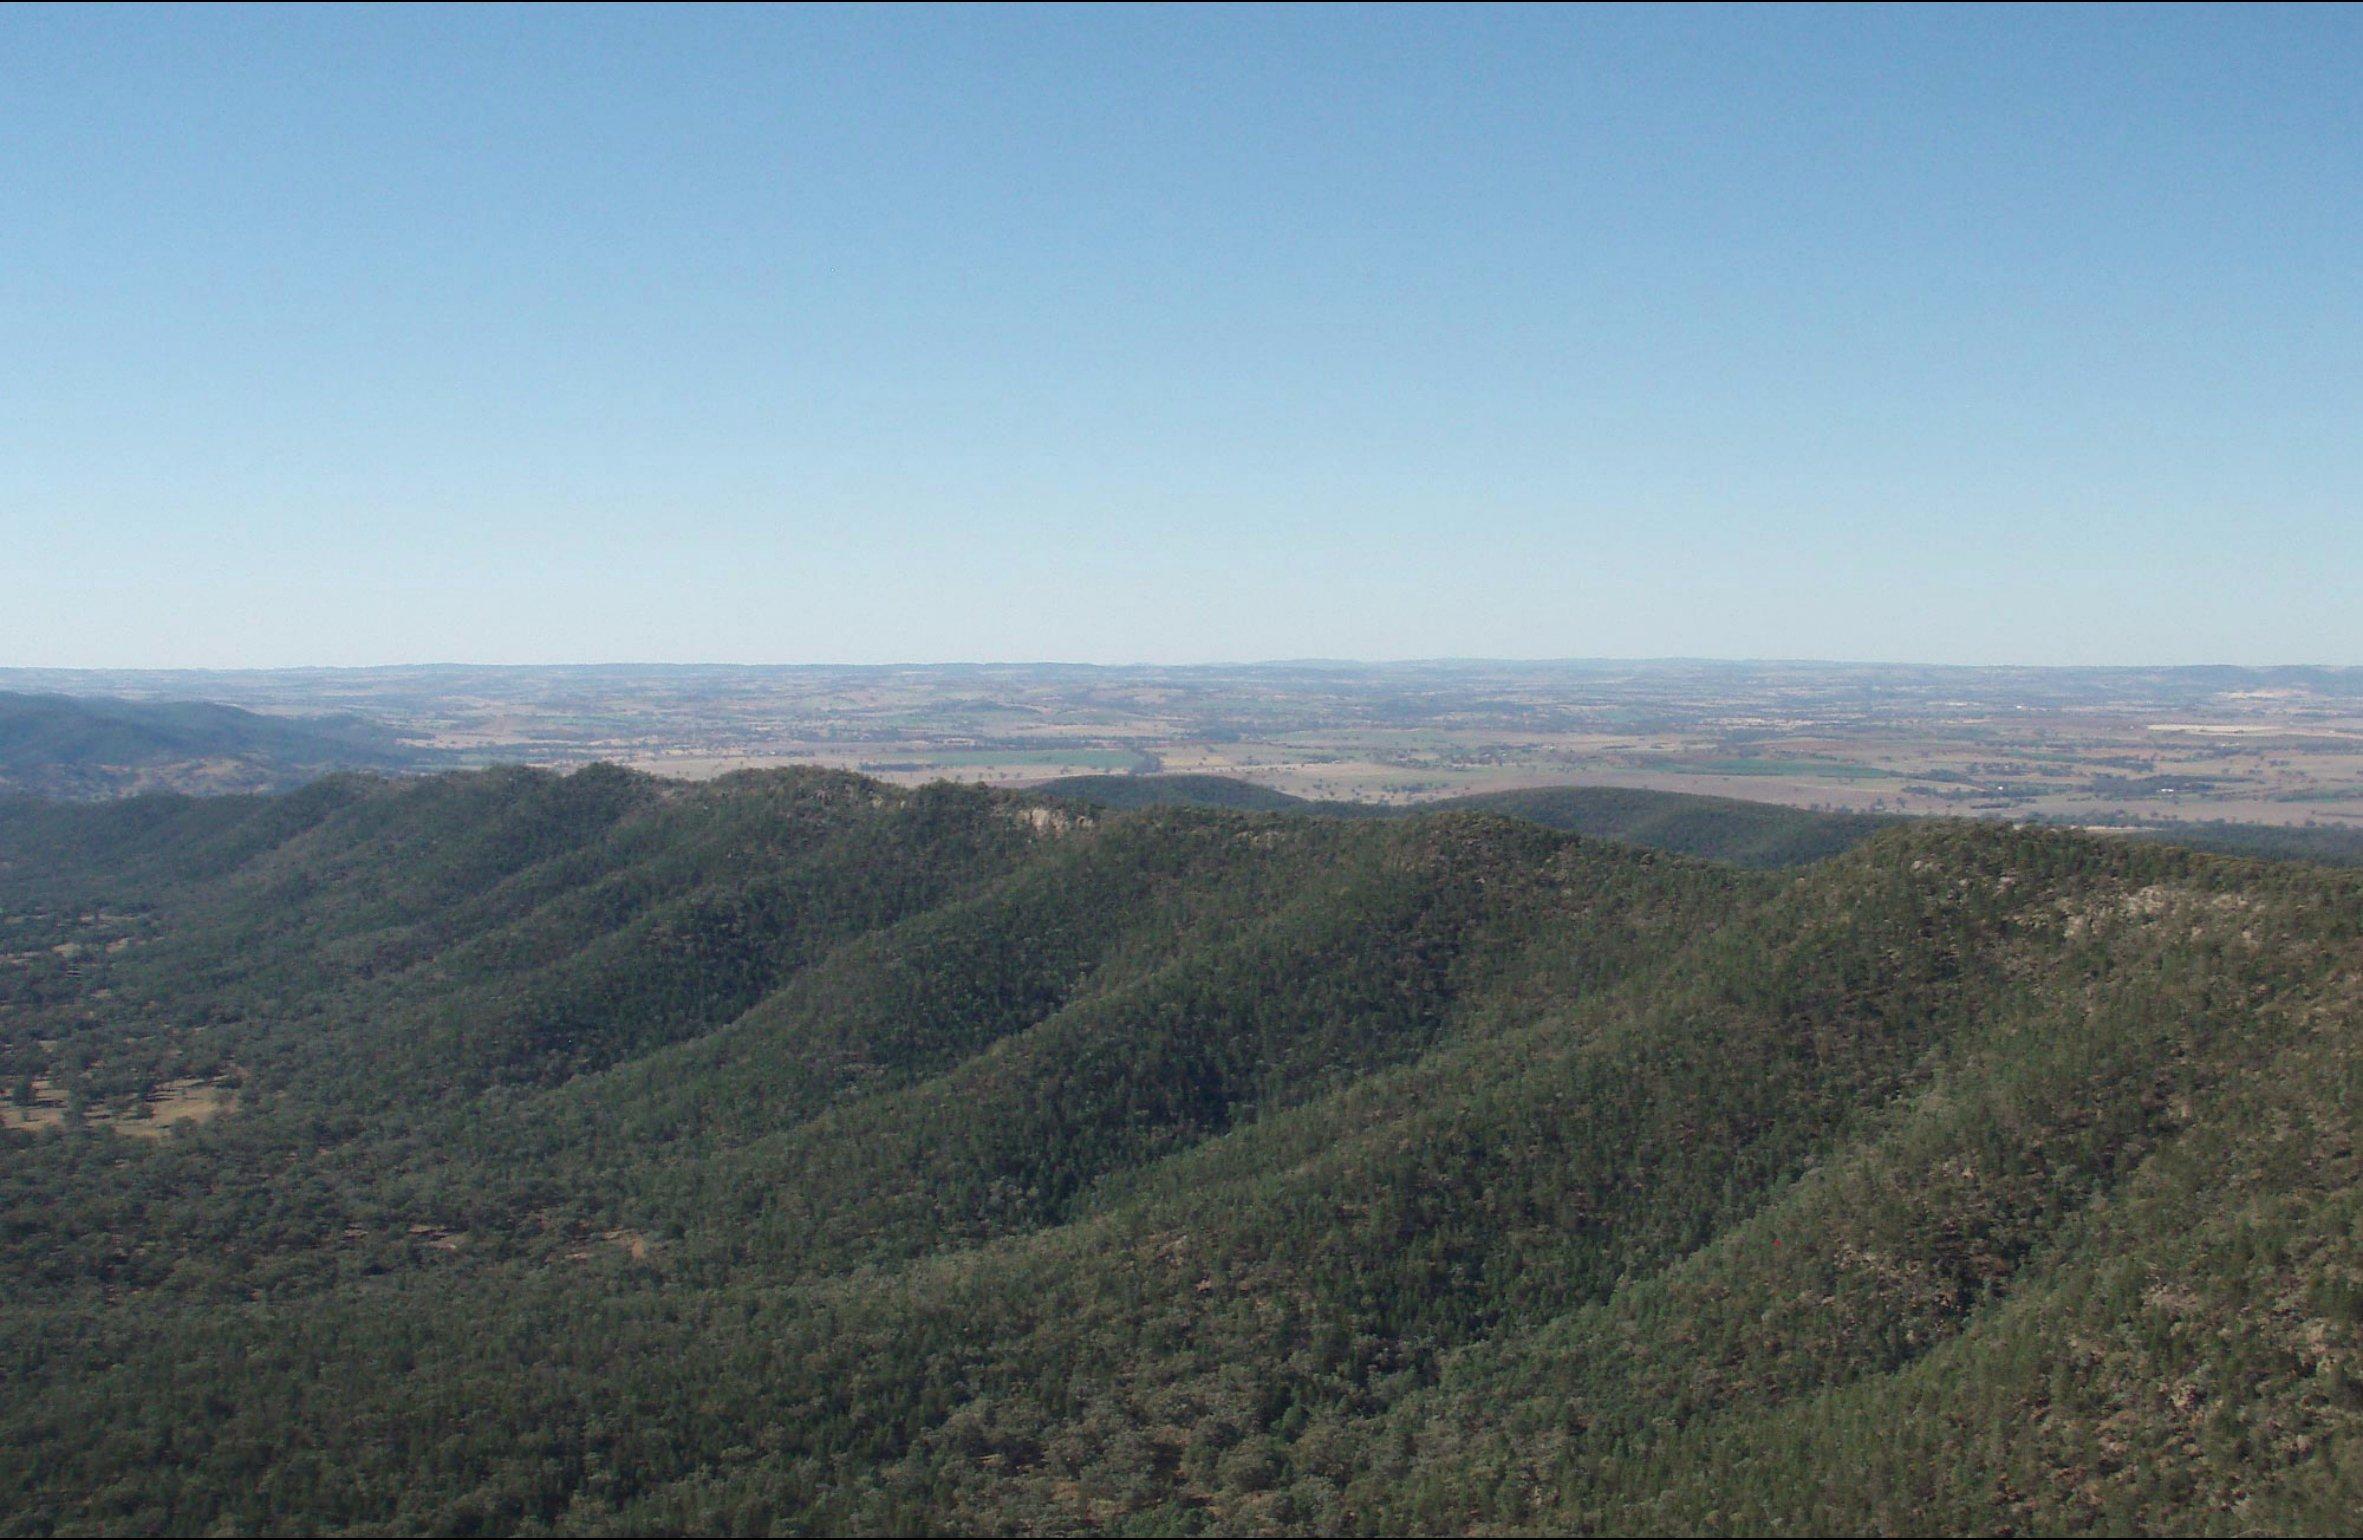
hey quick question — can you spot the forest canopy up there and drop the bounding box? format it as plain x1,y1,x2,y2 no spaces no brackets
0,764,2358,1535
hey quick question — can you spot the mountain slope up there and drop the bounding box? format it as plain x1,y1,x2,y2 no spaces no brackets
0,767,2356,1536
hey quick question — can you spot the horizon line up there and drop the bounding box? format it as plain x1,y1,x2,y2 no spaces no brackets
2,656,2360,676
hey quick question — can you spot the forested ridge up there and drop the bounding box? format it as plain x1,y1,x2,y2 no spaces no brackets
1,765,2358,1535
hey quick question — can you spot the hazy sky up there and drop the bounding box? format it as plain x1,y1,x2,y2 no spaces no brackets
4,4,2357,668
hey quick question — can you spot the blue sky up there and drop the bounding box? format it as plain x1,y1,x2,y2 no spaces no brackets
3,3,2357,667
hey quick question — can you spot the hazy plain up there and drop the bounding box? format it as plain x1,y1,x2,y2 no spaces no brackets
7,660,2359,831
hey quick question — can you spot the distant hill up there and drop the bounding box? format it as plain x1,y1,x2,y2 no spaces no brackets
1030,771,1332,815
1041,773,2363,872
1437,783,1898,865
0,691,421,799
1039,773,1900,867
1,764,2358,1534
2121,818,2363,868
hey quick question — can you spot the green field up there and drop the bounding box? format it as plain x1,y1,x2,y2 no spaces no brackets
1662,755,1892,779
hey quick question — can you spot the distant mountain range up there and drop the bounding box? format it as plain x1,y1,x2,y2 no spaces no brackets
0,691,424,798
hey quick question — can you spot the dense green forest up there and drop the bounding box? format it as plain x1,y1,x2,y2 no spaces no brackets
1,765,2358,1535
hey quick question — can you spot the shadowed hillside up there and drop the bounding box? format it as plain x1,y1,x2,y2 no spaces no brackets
0,691,422,799
1042,773,2363,872
2121,818,2363,868
1035,773,1892,867
1031,771,1336,816
1436,784,1895,866
0,765,2357,1535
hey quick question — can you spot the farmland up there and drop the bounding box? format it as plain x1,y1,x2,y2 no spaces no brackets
8,660,2359,832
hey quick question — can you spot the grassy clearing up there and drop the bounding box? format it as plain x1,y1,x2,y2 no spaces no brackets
1,1075,236,1138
